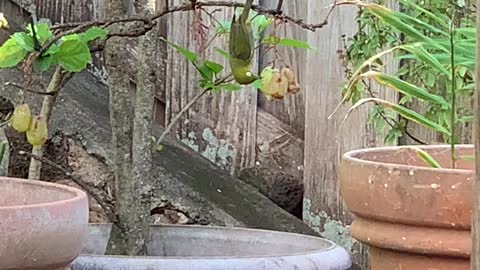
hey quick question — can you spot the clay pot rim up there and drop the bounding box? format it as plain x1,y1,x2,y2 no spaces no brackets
82,223,342,259
0,176,87,210
343,144,473,174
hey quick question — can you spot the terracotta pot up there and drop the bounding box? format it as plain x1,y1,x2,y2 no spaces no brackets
0,177,89,270
340,145,473,270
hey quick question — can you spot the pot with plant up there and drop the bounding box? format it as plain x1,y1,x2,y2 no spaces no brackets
336,1,476,269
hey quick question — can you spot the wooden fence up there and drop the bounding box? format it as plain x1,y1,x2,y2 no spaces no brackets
6,0,458,268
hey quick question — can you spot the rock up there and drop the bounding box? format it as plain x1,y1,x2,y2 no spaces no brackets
1,68,318,236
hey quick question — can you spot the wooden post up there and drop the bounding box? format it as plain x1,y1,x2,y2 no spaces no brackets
472,0,480,268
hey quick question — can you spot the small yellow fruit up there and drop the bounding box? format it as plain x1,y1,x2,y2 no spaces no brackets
282,67,302,94
0,13,9,29
11,104,32,132
26,116,48,146
260,67,288,100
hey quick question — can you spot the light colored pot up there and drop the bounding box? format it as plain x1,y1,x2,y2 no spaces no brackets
71,223,351,270
0,177,89,270
340,145,473,270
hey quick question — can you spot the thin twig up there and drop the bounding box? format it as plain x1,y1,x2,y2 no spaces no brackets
4,82,56,96
156,75,232,145
157,88,209,145
18,150,117,222
276,0,284,14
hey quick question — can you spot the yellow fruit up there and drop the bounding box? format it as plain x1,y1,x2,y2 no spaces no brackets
282,67,302,94
11,104,32,132
260,67,288,100
0,13,9,29
26,116,48,146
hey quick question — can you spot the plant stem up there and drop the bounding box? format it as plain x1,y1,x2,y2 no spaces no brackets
449,17,456,169
28,66,66,180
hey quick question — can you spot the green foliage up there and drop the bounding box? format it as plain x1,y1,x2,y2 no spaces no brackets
0,23,108,73
342,0,475,146
0,38,28,68
0,140,6,170
57,40,91,72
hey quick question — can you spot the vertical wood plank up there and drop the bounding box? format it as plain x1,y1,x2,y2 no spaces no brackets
164,0,257,174
258,0,306,137
302,1,398,268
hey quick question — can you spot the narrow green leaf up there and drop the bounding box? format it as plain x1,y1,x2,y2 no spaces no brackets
399,0,449,28
214,47,230,60
408,147,442,168
458,155,475,162
402,43,450,78
0,38,27,68
346,98,451,136
361,71,449,107
160,37,197,62
218,83,242,91
62,34,80,41
204,60,223,74
57,40,91,72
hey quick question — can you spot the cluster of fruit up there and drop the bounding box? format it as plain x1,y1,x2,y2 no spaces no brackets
260,66,301,100
10,104,47,146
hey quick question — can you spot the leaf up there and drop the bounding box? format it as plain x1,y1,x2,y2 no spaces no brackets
458,155,474,162
361,71,449,107
160,37,197,62
34,55,54,72
277,38,314,50
81,27,108,42
12,32,34,52
252,79,262,89
218,83,242,91
204,60,223,74
215,21,231,34
408,147,442,168
27,23,52,44
214,47,230,60
62,34,80,41
46,43,60,55
402,43,450,78
57,40,91,72
345,98,451,136
0,38,27,68
458,115,474,123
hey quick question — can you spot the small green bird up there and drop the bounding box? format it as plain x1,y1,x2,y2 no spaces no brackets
229,0,258,85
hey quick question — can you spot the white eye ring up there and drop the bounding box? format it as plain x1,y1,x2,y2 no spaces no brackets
246,71,252,77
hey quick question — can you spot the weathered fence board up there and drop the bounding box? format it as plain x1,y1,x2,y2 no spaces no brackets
302,2,398,268
163,0,258,174
258,0,306,138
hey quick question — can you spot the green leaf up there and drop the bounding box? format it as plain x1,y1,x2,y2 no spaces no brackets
12,32,34,52
81,27,108,42
252,79,262,89
27,23,52,44
402,43,450,78
215,21,231,34
57,40,91,72
0,38,27,68
218,83,242,91
262,36,314,50
62,34,80,41
361,71,449,107
160,37,197,62
409,147,442,168
46,43,60,55
204,60,223,74
214,47,230,60
458,115,474,123
346,98,451,136
34,55,54,72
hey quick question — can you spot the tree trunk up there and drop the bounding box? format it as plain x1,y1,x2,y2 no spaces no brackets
104,0,139,255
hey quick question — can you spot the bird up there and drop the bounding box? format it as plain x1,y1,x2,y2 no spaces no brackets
228,0,258,85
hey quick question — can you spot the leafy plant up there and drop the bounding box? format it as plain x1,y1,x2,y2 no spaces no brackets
342,0,475,147
0,22,107,72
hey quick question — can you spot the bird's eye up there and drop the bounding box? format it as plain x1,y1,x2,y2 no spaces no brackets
246,72,252,77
